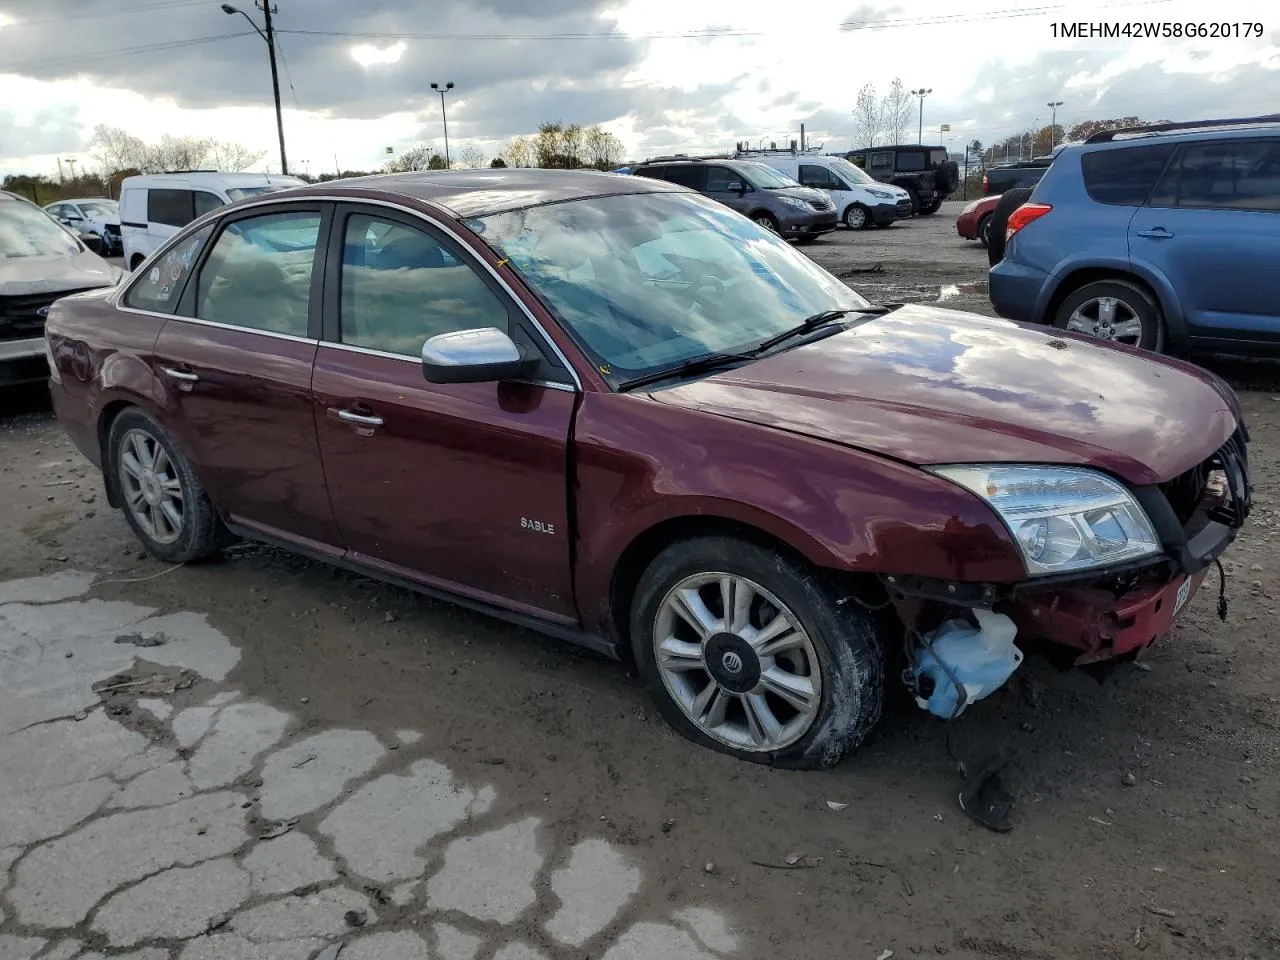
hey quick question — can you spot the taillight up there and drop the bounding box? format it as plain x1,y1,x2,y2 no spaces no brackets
1006,202,1052,242
981,173,989,194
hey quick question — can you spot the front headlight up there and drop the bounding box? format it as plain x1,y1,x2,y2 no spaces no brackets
932,465,1162,576
867,189,894,199
778,196,809,209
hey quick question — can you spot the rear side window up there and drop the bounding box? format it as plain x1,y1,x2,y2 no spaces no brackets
1081,144,1176,206
195,211,322,337
896,153,925,172
661,166,706,190
1150,139,1280,212
633,166,665,180
867,152,893,171
124,225,214,313
147,189,194,228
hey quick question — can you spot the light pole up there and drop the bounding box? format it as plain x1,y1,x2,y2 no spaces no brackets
910,88,932,144
65,158,78,179
1047,100,1064,149
431,82,454,168
221,2,288,175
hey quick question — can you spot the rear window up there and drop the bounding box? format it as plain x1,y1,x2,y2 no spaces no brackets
659,166,705,190
1081,144,1176,206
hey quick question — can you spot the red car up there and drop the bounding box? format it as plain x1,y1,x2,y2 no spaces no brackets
46,170,1251,769
956,194,1001,247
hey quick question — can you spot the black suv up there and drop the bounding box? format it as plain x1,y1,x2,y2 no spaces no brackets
843,145,960,215
630,157,838,242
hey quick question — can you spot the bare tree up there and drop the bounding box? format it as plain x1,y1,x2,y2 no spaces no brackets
584,126,624,170
209,141,267,173
456,145,487,169
882,79,914,145
383,143,443,172
852,83,882,148
89,125,148,180
503,136,533,168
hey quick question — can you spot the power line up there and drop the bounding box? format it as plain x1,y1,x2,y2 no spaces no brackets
275,26,761,42
0,0,207,28
0,32,255,72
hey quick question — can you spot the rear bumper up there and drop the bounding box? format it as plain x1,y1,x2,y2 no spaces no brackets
988,260,1050,322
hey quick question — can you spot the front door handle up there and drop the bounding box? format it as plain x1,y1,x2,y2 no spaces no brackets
1136,227,1174,239
162,367,199,383
334,408,384,428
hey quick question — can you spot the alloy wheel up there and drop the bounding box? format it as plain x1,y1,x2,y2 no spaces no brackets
653,572,822,752
118,428,185,545
1065,296,1143,345
755,216,778,234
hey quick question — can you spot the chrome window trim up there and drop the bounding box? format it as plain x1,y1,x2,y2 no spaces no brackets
116,193,583,392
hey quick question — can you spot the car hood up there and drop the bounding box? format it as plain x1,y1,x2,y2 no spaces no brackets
774,186,829,204
0,252,122,297
647,305,1237,486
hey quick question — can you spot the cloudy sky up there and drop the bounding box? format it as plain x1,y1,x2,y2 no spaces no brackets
0,0,1275,178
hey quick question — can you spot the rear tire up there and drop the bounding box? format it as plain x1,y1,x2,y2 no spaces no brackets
919,198,943,215
631,536,885,769
904,187,921,217
107,408,224,564
1053,278,1166,352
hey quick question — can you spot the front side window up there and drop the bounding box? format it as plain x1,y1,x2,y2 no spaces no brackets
829,157,876,185
799,164,841,190
1083,144,1176,206
468,192,868,385
705,166,742,192
124,224,214,313
339,214,508,357
1150,139,1280,212
148,189,194,228
194,192,224,217
79,201,117,218
738,162,799,189
0,198,81,259
195,211,321,337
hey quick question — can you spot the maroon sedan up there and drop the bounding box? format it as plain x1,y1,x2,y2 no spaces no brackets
46,170,1251,768
955,194,1000,247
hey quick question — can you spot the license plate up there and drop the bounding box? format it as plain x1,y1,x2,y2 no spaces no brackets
1174,577,1192,614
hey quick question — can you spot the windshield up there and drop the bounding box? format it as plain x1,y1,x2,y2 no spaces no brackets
739,161,802,189
827,157,877,185
468,192,869,386
0,200,81,259
226,182,301,201
79,201,117,218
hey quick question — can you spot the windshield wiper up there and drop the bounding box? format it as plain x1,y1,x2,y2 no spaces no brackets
616,351,753,392
752,305,897,354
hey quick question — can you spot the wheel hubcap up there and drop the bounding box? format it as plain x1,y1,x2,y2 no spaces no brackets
756,217,777,233
118,428,184,545
654,573,822,752
847,208,865,228
1065,296,1143,344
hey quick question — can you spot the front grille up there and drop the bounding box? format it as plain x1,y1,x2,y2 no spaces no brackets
1160,425,1251,528
810,198,832,211
0,289,92,343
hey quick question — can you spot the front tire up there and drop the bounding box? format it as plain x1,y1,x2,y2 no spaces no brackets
631,537,885,769
843,204,872,231
919,197,943,215
753,212,780,234
107,408,224,563
1053,279,1166,352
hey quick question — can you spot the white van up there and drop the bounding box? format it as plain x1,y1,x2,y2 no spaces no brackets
737,152,913,230
119,171,306,269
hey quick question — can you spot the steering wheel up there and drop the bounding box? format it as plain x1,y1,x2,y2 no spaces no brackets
690,275,726,309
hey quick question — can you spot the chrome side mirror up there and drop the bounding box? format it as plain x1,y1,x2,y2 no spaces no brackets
420,327,538,385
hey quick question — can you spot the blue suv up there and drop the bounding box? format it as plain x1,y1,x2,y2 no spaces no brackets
989,115,1280,353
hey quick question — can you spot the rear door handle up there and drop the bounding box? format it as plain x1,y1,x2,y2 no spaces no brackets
1136,227,1174,239
162,367,199,383
334,408,384,428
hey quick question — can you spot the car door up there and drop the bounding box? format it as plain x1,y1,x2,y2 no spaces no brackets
311,204,578,619
1130,138,1280,344
148,201,343,551
704,165,749,214
799,163,848,211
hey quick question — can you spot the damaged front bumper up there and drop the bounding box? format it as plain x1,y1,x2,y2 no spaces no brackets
888,424,1252,667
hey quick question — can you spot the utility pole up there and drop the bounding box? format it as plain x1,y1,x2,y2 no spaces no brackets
221,3,288,175
1047,100,1064,149
66,158,78,179
911,88,932,144
431,82,454,168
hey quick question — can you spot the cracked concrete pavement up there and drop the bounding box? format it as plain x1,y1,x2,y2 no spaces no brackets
0,573,738,960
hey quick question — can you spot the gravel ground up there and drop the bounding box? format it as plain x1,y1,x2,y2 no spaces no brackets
3,206,1279,960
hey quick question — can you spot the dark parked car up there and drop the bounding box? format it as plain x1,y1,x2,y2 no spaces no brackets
844,145,960,215
990,116,1280,353
955,194,1001,247
47,170,1251,769
630,157,837,241
2,190,122,387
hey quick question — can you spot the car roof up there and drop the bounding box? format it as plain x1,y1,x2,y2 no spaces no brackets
121,172,304,187
1084,115,1280,150
47,197,114,205
294,168,685,219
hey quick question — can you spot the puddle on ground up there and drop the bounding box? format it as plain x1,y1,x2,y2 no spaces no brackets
937,280,990,302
